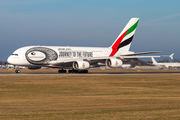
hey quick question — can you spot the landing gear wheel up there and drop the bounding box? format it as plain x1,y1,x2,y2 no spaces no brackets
68,69,88,73
85,70,88,73
79,70,88,73
68,70,73,73
15,70,20,73
58,69,66,73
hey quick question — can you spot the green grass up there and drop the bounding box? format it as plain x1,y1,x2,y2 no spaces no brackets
0,75,180,120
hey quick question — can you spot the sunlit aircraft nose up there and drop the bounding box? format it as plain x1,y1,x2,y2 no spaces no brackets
7,56,13,64
7,56,19,65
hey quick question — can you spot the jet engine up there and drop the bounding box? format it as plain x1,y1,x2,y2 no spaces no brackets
106,58,123,68
28,66,42,69
73,61,90,70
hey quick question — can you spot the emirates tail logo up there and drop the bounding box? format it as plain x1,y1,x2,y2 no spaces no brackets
109,19,139,57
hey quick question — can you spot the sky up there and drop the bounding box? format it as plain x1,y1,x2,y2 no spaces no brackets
0,0,180,61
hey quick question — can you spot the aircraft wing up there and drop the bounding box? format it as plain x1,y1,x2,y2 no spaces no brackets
121,55,169,59
121,53,174,59
49,59,81,65
49,57,111,66
49,57,116,68
48,54,172,67
121,51,161,56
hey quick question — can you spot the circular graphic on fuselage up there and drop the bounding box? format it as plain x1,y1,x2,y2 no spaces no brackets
25,47,58,65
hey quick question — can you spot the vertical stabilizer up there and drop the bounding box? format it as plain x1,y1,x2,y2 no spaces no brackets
109,18,139,56
151,57,157,65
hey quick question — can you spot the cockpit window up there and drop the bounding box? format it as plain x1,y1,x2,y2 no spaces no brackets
12,54,18,56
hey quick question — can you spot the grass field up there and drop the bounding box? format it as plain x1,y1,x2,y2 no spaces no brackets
1,73,180,119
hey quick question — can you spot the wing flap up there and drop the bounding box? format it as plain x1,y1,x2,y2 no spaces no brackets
121,51,161,56
122,55,169,59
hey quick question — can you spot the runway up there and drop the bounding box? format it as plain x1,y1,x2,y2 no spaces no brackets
1,72,180,76
1,69,180,76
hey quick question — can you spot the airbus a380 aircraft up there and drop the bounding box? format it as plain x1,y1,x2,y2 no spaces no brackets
7,18,170,73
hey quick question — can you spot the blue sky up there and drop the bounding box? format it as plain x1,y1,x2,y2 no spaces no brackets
0,0,180,61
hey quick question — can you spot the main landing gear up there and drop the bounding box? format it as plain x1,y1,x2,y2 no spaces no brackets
15,69,21,73
58,69,88,73
58,69,67,73
68,69,88,73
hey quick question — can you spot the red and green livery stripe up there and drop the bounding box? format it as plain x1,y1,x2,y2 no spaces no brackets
109,19,139,57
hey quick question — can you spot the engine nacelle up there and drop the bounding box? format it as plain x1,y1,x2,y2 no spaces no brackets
73,61,90,70
106,58,123,68
28,66,42,69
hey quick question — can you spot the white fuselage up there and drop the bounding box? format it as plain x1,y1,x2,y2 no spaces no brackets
7,46,132,67
153,62,180,68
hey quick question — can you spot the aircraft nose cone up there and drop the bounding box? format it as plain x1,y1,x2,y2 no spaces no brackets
7,56,18,65
7,56,13,64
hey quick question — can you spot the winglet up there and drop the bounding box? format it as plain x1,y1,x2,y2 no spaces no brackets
169,53,174,59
